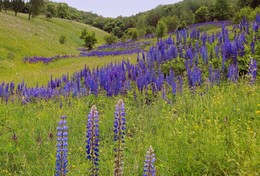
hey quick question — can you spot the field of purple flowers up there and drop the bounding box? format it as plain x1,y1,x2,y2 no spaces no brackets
0,16,259,175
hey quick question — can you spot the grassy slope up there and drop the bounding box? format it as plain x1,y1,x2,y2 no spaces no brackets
0,12,133,86
0,11,107,59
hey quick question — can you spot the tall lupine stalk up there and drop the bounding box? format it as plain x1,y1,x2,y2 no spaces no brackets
143,146,156,176
114,99,126,176
249,58,257,84
86,105,99,176
55,116,68,176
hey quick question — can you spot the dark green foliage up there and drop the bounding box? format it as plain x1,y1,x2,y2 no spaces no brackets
238,0,260,8
195,6,209,23
28,0,44,20
80,28,98,49
59,35,66,44
177,21,187,31
12,0,24,16
250,0,260,9
238,0,251,8
0,0,3,11
163,15,180,32
112,26,123,38
145,25,155,35
3,0,10,13
156,20,167,38
104,34,118,45
45,12,53,19
145,8,163,27
213,0,232,20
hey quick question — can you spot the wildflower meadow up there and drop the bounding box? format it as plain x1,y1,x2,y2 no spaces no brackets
0,13,259,176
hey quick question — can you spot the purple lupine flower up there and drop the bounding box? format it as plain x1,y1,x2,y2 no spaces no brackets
86,105,99,175
249,58,257,83
228,64,238,82
256,13,260,25
178,76,183,94
55,116,68,176
143,146,156,176
114,99,126,176
250,42,255,54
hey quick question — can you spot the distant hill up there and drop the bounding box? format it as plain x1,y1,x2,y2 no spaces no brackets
0,12,108,60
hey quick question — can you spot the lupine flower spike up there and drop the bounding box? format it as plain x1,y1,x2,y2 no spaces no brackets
86,105,99,176
114,99,126,176
55,116,68,176
143,146,156,176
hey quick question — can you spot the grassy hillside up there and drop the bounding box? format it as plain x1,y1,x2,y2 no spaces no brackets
0,12,108,60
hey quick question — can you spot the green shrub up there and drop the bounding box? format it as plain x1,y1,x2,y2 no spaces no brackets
59,35,66,44
45,12,53,19
104,34,118,45
233,6,254,23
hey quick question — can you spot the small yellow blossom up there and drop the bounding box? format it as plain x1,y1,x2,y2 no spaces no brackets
256,111,260,115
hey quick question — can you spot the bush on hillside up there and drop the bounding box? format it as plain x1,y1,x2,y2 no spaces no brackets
156,20,168,38
84,32,97,50
46,12,53,19
104,34,118,45
59,35,66,44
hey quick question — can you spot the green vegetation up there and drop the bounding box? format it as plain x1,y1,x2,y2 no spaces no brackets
0,12,107,59
195,6,210,23
156,20,168,38
0,81,259,175
104,34,118,45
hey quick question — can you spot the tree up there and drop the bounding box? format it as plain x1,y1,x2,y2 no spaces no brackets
214,0,232,20
46,2,57,17
80,29,97,50
28,0,44,20
12,0,24,16
0,0,3,11
250,0,260,9
57,3,69,19
233,6,253,23
80,28,88,39
84,32,97,50
127,28,139,40
3,0,10,13
104,34,118,45
195,6,209,23
238,0,251,8
145,9,163,27
112,26,123,38
156,20,167,38
164,15,180,32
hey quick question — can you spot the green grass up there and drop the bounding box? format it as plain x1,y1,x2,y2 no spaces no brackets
0,81,259,175
0,12,108,60
0,54,138,86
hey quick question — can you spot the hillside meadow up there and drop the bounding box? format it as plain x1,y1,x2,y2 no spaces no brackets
0,11,259,176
